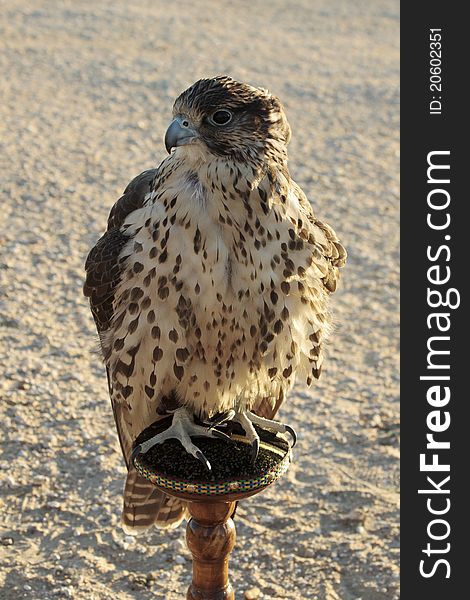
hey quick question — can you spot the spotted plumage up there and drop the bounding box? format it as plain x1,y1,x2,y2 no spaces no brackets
84,76,346,532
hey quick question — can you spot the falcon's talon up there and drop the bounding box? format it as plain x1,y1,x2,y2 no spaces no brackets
250,438,260,463
205,409,236,430
195,450,212,471
210,429,233,442
244,410,296,448
284,425,297,447
225,409,297,456
130,444,142,465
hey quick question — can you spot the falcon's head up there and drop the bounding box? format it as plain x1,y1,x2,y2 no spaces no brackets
164,76,291,164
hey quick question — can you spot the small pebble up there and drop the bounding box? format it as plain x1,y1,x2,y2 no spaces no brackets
245,587,261,600
1,537,14,546
371,414,383,428
124,535,136,545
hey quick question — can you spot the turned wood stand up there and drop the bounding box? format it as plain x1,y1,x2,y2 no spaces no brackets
133,421,291,599
185,497,236,600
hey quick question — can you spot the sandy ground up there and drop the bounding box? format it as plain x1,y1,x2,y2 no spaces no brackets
0,1,399,598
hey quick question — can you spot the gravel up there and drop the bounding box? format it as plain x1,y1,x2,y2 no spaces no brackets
0,1,399,598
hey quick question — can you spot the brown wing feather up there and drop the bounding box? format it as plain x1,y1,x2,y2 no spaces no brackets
292,180,347,293
255,183,346,420
107,169,157,230
84,169,156,465
83,228,128,334
84,168,187,531
83,169,157,332
296,184,346,379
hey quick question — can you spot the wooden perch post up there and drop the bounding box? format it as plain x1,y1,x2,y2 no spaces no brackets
186,499,236,600
133,419,291,599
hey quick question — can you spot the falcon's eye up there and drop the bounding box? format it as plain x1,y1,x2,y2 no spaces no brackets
209,110,232,126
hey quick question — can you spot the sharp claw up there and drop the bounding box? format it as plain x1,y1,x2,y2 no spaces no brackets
130,444,142,465
205,409,236,429
285,425,297,447
195,450,212,471
211,429,232,442
250,438,260,463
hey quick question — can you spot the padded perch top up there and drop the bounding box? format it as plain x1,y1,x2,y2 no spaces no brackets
132,416,291,501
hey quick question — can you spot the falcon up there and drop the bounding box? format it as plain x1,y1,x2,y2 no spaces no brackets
84,76,346,532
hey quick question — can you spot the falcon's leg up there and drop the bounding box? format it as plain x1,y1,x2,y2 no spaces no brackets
210,409,297,462
232,411,261,462
131,407,229,471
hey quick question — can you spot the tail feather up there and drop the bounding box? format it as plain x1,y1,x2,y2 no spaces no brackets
122,467,188,533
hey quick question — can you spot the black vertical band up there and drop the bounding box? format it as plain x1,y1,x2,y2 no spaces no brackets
401,4,466,597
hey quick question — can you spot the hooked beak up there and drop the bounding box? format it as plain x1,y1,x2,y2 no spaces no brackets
164,117,198,154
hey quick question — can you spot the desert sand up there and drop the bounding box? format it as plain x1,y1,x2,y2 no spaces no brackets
0,1,399,598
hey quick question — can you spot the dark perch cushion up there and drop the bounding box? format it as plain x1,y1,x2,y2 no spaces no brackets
134,417,290,483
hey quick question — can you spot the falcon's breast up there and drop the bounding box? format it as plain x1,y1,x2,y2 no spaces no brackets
102,154,343,432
